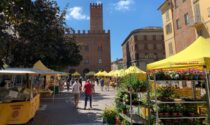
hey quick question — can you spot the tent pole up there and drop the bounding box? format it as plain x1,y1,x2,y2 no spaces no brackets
204,66,210,124
128,74,132,125
192,81,196,100
147,75,151,125
28,74,32,100
53,78,55,104
154,75,158,125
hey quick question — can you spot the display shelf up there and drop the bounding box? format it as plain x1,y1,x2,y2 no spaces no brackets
151,100,206,104
159,116,207,120
150,74,209,125
154,80,205,82
119,113,144,125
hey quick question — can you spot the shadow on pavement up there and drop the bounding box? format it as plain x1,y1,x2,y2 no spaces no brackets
26,92,104,125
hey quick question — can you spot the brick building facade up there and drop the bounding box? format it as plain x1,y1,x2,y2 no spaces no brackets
171,0,196,53
159,0,210,57
122,27,165,71
67,3,111,74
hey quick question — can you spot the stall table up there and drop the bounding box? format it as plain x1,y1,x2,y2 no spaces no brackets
0,94,40,125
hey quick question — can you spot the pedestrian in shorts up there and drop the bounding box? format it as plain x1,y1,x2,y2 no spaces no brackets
72,79,81,108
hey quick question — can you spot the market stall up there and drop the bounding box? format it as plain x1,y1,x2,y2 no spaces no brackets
33,60,68,96
147,37,210,125
0,68,44,125
112,66,149,125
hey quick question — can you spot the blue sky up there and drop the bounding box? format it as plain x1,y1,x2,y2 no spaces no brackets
56,0,165,61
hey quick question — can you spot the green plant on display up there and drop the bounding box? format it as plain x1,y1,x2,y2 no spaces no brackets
116,102,126,113
158,104,171,117
157,86,175,101
175,104,184,113
103,106,117,124
119,74,138,90
122,93,138,105
115,90,126,102
186,106,196,113
121,119,130,125
155,71,165,80
169,71,180,80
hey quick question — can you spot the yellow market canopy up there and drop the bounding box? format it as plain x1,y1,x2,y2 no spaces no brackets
72,72,81,76
95,71,102,76
85,71,95,76
33,60,51,71
95,71,108,77
33,60,67,76
107,70,116,77
147,37,210,71
125,66,146,74
125,66,146,80
113,69,126,77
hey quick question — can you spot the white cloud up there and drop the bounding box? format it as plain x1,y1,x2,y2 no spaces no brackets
66,6,89,20
114,0,134,11
96,1,102,4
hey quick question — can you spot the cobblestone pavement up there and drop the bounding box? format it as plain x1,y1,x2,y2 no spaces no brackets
27,82,115,125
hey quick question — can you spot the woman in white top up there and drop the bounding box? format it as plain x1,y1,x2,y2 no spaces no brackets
72,79,81,108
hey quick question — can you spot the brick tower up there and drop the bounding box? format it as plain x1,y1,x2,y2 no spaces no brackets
67,3,111,75
90,3,103,32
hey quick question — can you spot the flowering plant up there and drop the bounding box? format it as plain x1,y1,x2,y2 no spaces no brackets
151,69,205,80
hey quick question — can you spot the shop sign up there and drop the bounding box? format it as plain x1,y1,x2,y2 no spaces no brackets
10,104,23,119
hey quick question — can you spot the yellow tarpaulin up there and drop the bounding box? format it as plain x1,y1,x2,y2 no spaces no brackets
72,72,81,76
125,66,146,80
147,37,210,71
95,71,108,77
107,70,116,77
33,60,51,71
113,69,126,77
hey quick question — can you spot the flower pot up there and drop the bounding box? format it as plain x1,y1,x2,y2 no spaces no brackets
177,112,183,116
193,75,199,80
189,112,196,117
184,75,189,80
139,87,147,92
122,108,127,114
199,75,205,80
159,112,164,117
172,112,178,117
164,112,170,117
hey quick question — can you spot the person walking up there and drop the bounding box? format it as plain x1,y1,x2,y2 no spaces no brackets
99,77,104,91
83,79,93,110
72,79,81,108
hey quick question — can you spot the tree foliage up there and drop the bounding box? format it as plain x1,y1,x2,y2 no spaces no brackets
0,0,82,69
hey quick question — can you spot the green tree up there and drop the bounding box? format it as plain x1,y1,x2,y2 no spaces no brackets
0,0,82,70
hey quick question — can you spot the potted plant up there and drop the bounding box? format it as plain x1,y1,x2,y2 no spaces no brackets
139,81,148,92
176,104,184,116
102,107,117,124
122,105,127,114
158,105,165,117
187,107,197,117
164,105,170,117
159,104,170,117
157,87,175,101
122,93,129,104
155,71,165,80
169,71,180,80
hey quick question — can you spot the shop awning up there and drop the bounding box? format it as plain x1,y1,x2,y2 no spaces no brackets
147,37,210,70
33,60,51,71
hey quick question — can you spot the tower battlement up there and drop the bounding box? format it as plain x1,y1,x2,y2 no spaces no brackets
90,3,102,8
71,29,110,35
